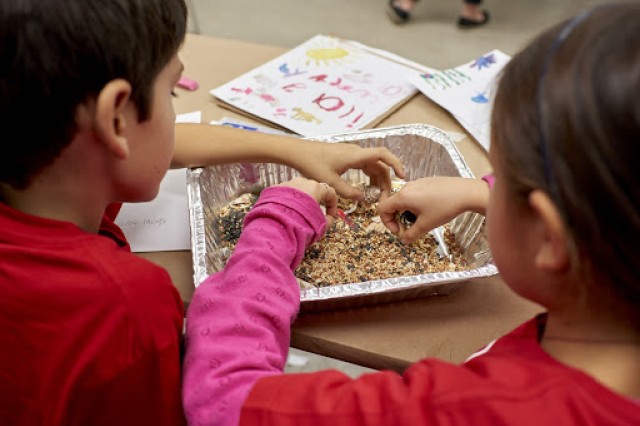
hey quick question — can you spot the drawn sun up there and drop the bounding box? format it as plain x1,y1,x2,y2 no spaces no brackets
302,36,357,67
306,47,349,65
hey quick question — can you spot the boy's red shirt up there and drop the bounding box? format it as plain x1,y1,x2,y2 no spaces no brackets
0,202,186,425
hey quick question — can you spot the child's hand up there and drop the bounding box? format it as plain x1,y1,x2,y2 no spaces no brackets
289,141,405,202
277,177,338,232
378,177,489,244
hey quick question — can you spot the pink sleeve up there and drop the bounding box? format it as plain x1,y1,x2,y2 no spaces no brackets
481,174,495,188
182,186,326,426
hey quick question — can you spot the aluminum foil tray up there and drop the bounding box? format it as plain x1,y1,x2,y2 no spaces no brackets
187,124,497,311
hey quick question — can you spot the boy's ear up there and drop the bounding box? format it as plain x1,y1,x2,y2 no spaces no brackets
528,190,570,273
94,79,133,159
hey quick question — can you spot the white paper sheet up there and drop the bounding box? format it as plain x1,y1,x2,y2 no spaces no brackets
115,111,201,252
410,50,511,150
211,35,420,137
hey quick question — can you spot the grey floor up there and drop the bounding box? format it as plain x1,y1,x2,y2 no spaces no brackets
186,0,607,377
187,0,607,69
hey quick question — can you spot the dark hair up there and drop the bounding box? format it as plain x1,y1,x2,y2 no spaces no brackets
0,0,187,189
491,3,640,306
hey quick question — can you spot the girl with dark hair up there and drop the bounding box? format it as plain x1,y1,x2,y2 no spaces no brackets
183,3,640,425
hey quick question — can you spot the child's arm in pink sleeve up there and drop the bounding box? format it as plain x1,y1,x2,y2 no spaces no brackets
182,187,326,426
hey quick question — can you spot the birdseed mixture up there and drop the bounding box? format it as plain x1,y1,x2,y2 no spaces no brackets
216,191,467,287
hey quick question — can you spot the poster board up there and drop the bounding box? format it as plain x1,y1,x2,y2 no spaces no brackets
211,35,425,136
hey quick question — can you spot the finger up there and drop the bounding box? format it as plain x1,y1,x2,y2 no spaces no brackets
321,184,338,218
362,160,393,204
399,220,431,245
399,227,421,245
377,194,404,233
363,160,387,186
331,179,363,201
324,214,335,234
377,187,392,203
373,160,393,201
374,148,405,179
378,193,404,217
380,212,399,234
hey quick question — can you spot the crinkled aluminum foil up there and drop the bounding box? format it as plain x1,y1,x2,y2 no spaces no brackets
187,124,497,311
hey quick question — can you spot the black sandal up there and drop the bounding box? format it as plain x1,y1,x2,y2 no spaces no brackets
457,10,490,28
386,0,412,24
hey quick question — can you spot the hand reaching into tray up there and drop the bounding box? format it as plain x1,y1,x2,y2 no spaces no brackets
287,141,406,202
172,123,404,202
378,176,490,244
276,177,338,233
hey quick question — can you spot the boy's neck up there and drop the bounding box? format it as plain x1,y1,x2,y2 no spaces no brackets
1,134,113,234
1,178,109,233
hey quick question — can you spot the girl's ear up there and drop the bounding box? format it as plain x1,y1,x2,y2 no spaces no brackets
94,79,133,159
528,190,571,273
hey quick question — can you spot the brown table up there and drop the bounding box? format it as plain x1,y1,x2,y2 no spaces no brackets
140,34,543,374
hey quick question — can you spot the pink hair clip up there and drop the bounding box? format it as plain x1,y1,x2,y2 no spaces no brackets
176,76,199,91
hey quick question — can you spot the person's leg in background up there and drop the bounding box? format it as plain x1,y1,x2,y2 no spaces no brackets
387,0,490,28
458,0,490,28
386,0,417,24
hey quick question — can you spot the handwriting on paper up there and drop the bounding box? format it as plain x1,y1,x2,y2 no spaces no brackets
115,169,189,252
212,35,419,136
117,217,168,228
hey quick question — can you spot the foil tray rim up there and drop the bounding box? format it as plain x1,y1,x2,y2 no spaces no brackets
187,124,497,303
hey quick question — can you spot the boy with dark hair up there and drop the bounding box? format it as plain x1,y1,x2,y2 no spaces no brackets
0,0,403,423
1,1,189,423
